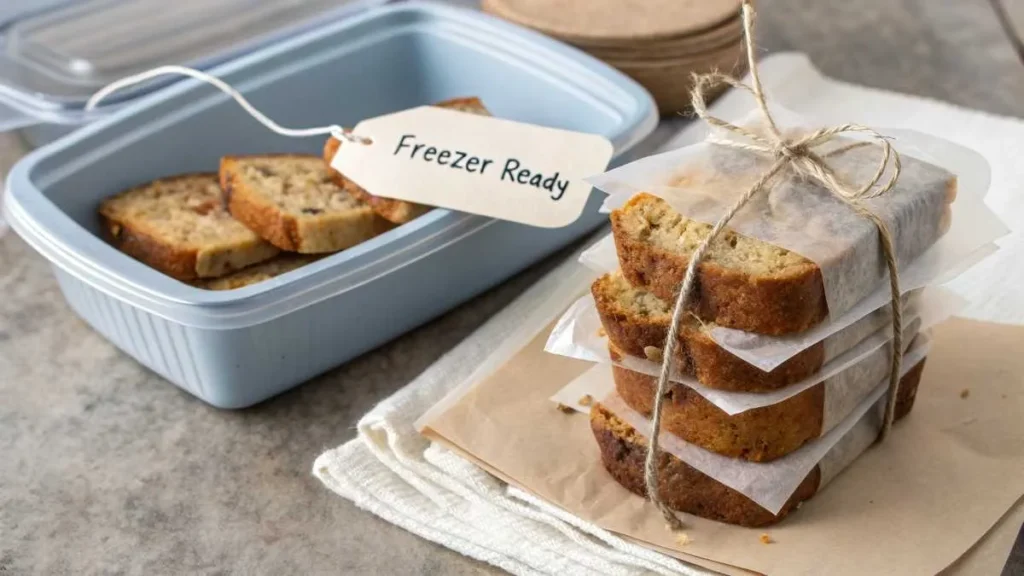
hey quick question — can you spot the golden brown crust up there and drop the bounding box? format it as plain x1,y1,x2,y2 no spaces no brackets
592,273,825,392
590,403,820,527
611,194,828,335
102,212,198,280
322,97,491,224
432,96,489,110
612,358,926,462
323,137,343,186
591,362,924,526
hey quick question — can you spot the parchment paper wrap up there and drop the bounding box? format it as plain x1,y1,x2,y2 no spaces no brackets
553,336,930,515
546,287,961,416
586,113,1007,356
579,231,996,371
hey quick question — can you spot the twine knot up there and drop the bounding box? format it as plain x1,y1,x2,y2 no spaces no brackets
776,142,806,160
643,0,905,532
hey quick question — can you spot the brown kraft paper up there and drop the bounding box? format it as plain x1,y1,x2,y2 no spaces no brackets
421,317,1024,575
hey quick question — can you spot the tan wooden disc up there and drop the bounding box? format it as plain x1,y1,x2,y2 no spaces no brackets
600,37,745,69
583,18,743,61
481,0,743,44
604,39,748,114
565,11,743,51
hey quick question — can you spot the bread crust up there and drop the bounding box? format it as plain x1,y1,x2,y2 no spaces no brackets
612,358,926,462
100,173,278,281
322,97,491,224
102,211,198,280
591,403,820,527
593,273,825,392
591,364,924,526
611,193,828,335
220,154,389,253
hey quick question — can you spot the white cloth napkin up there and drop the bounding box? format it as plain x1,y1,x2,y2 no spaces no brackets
313,53,1024,576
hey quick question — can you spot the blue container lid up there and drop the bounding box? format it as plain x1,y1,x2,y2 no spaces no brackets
0,0,389,132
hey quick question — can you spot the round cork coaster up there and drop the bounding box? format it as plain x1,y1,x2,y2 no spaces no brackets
481,0,743,44
567,11,743,51
608,40,748,114
584,19,742,61
603,37,744,69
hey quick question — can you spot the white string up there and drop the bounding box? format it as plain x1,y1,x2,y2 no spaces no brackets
85,65,369,144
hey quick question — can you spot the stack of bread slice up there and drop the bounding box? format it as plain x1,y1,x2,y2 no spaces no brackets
580,191,947,527
98,98,490,290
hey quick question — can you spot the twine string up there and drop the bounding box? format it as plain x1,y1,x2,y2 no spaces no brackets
85,65,370,145
643,0,905,530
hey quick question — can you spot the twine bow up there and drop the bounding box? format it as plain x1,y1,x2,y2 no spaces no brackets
645,0,905,531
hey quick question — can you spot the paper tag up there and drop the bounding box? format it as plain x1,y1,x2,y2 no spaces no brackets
330,106,614,228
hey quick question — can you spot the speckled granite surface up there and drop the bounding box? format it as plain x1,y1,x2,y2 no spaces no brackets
3,0,1024,574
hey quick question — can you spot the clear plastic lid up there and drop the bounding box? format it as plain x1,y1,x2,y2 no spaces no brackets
0,0,386,126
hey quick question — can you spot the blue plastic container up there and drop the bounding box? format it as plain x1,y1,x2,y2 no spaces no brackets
3,1,657,408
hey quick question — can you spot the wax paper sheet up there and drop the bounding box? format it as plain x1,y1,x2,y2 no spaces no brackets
546,286,961,415
555,337,929,515
578,231,996,371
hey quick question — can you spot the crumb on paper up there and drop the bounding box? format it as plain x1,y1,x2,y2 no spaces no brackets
597,327,606,337
643,346,663,363
960,388,970,399
556,403,575,414
578,394,593,407
675,533,692,546
760,533,773,544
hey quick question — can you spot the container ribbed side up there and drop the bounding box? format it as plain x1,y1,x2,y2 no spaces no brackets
52,267,206,400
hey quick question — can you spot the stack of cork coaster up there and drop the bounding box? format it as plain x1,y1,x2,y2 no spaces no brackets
481,0,746,114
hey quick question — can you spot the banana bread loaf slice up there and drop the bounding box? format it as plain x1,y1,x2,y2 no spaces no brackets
590,364,924,527
610,349,926,462
593,271,823,392
99,173,280,281
197,254,321,290
323,96,492,224
592,271,916,392
220,154,393,253
612,192,826,335
611,190,952,335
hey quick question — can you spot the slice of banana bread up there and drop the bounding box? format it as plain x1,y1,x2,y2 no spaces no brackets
323,96,492,224
610,348,926,462
99,173,280,281
197,254,321,290
590,365,923,527
593,271,824,392
591,401,816,527
612,192,826,335
611,188,952,335
220,154,393,253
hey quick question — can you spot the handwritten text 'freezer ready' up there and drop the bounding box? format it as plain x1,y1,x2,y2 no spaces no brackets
393,134,571,200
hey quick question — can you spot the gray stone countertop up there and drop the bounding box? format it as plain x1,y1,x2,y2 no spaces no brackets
3,1,1024,574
